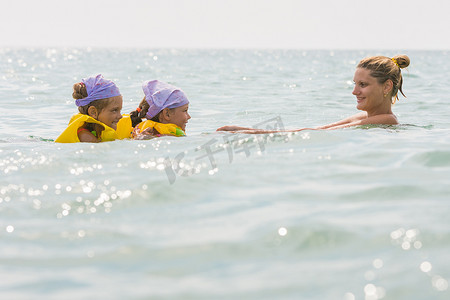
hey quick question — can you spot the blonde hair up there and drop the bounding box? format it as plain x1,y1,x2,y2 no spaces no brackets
357,54,410,103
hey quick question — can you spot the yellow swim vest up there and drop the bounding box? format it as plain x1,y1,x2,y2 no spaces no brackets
55,114,133,143
135,120,186,137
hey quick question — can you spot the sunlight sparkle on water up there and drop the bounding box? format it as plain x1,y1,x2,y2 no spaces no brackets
364,283,386,300
373,258,383,269
343,292,355,300
278,227,287,236
420,261,432,273
432,275,449,291
390,227,422,251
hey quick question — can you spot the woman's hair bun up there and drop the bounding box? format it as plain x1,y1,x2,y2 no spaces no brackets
393,54,410,69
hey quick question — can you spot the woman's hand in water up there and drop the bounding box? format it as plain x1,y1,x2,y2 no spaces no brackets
133,127,158,140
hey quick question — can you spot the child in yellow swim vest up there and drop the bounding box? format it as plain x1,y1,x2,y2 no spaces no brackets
55,74,132,143
129,80,191,139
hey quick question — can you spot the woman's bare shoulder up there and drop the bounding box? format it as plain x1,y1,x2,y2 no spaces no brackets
360,113,398,125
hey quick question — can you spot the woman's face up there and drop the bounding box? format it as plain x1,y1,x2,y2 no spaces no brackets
352,68,385,112
165,104,191,131
96,96,123,130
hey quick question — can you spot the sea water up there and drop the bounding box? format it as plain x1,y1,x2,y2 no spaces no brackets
1,48,449,299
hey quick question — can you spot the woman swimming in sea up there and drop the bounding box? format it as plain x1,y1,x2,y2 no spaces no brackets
129,80,191,139
217,54,410,133
55,74,130,143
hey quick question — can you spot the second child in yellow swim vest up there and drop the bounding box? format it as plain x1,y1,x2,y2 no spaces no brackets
129,80,191,139
55,74,132,143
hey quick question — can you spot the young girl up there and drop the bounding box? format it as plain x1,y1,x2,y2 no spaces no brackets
55,74,132,143
217,54,410,133
129,80,191,139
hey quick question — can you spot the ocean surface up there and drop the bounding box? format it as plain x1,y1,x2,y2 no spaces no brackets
1,48,449,300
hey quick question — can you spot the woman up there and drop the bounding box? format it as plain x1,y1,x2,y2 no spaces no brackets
217,54,410,133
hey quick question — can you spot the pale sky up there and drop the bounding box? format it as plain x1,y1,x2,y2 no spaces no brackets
1,0,449,49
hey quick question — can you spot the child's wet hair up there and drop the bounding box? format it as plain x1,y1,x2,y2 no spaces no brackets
129,97,165,127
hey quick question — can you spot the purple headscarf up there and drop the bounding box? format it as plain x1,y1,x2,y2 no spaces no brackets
75,74,121,107
142,80,189,119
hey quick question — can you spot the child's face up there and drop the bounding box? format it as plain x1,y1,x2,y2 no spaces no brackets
96,96,123,130
166,104,190,131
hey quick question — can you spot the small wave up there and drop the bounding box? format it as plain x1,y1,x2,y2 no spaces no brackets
411,150,450,167
27,135,55,142
354,123,433,131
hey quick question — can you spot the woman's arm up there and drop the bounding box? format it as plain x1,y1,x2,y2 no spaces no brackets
216,112,397,134
216,127,312,134
217,125,265,132
215,113,367,134
315,112,367,129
